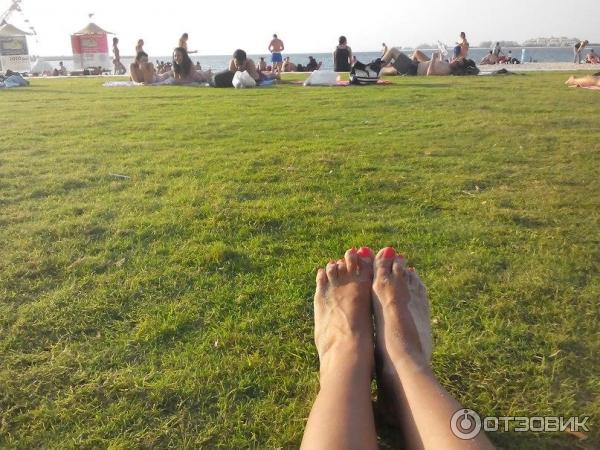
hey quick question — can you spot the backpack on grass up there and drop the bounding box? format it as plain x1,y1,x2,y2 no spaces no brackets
349,59,383,85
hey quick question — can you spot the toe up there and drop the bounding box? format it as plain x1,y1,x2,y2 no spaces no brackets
336,258,348,277
357,247,374,277
325,260,338,281
392,255,407,276
315,268,328,312
344,247,358,273
374,247,396,278
316,267,328,295
357,246,374,260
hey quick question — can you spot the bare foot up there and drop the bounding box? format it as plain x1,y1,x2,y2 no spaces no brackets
314,247,375,379
371,247,432,425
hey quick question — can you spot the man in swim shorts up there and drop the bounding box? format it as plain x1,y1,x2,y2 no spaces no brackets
269,34,285,74
381,47,452,76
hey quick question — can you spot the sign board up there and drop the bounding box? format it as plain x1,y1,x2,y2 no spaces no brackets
71,34,110,69
0,36,30,72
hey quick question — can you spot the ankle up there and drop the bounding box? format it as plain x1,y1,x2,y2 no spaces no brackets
319,344,374,382
383,350,431,377
320,361,372,388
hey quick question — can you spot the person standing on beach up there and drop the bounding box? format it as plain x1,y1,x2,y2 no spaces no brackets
112,37,126,75
269,34,285,74
574,40,589,64
492,42,503,62
136,39,145,54
179,33,198,54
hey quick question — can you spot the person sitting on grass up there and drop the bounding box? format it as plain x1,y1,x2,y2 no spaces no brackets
480,50,496,65
380,47,477,76
451,31,469,62
172,47,211,83
282,56,297,72
300,247,495,450
56,61,68,76
585,49,600,64
257,56,267,71
305,56,321,72
333,36,353,72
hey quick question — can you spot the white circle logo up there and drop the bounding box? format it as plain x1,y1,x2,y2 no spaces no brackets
451,409,482,440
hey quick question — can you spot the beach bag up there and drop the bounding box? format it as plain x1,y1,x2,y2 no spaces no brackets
232,70,256,88
303,70,338,86
349,59,382,85
460,59,480,76
212,70,235,88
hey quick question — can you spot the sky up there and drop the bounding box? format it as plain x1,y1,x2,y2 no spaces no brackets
3,0,600,56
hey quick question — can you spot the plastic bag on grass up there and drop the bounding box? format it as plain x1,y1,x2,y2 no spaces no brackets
303,70,338,86
232,70,256,88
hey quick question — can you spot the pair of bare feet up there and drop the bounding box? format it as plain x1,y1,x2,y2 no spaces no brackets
315,246,430,418
303,246,494,450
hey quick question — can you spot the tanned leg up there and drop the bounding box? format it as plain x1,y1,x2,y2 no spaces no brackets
372,247,495,450
301,248,378,450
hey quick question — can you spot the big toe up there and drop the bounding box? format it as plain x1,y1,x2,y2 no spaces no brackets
356,246,374,278
374,247,397,280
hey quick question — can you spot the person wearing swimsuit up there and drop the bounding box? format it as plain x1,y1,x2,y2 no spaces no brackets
112,37,126,75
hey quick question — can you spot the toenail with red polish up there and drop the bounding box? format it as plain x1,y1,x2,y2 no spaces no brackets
357,246,374,258
408,267,416,272
382,247,397,259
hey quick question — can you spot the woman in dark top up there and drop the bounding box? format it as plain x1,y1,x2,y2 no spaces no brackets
333,35,353,72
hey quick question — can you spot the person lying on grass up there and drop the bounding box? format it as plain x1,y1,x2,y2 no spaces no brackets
380,47,478,76
228,49,280,82
130,51,168,84
565,75,600,88
172,47,212,83
131,48,211,84
301,246,495,450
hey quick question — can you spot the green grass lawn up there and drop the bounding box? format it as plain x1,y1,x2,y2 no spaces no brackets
1,73,598,449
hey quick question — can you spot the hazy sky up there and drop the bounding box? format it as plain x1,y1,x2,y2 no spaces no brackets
4,0,599,56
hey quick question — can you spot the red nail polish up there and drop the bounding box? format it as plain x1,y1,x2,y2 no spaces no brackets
408,267,416,272
357,246,374,258
382,247,396,259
